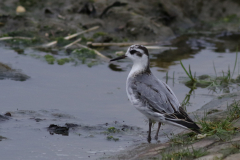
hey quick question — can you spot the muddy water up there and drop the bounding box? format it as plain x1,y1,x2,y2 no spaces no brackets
0,41,239,159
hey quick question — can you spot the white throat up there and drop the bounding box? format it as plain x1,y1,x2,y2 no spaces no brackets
128,59,149,78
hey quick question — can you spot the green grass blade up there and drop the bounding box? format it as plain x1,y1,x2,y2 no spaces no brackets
213,61,217,77
231,47,238,79
189,65,193,79
180,61,191,78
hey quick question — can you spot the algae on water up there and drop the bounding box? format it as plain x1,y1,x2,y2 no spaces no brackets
57,58,71,65
71,48,98,67
44,55,55,64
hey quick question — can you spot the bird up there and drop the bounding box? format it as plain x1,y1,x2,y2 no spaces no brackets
110,44,200,142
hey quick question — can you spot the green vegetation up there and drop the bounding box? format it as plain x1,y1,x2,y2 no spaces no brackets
102,127,121,135
196,101,240,141
207,109,220,115
180,50,239,92
219,145,240,158
166,133,196,145
180,61,197,85
56,37,70,46
92,32,107,38
106,136,119,141
80,36,89,43
107,127,120,133
30,48,98,66
44,55,55,64
72,48,96,60
5,30,36,38
71,48,98,67
57,58,70,65
162,147,208,160
198,116,235,141
166,101,240,151
0,30,41,46
101,127,121,142
3,38,40,46
181,88,194,108
222,14,240,23
161,102,240,160
228,101,240,121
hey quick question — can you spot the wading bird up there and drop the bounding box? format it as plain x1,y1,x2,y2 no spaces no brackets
110,45,200,142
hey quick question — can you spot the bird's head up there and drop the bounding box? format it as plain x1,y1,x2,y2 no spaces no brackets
110,45,149,66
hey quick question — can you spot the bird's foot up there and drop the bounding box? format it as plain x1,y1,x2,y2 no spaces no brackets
154,135,158,141
147,136,151,143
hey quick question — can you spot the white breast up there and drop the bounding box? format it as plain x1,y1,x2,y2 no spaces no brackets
126,77,139,106
126,57,148,106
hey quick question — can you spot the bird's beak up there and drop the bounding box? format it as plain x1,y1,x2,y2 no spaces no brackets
110,55,127,62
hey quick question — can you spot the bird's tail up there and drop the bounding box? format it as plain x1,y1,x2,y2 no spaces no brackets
165,107,201,134
166,118,201,134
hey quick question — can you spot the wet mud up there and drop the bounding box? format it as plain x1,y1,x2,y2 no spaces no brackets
0,62,30,81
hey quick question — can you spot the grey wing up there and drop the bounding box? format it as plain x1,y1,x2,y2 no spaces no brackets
131,79,180,114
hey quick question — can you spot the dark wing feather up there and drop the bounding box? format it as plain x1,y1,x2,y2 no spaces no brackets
165,107,201,133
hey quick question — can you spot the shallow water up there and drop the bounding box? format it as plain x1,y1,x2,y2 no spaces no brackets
0,36,239,160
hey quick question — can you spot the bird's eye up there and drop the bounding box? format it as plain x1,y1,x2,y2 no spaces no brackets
130,50,137,55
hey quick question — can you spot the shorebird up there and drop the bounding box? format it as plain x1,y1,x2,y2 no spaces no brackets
110,45,200,142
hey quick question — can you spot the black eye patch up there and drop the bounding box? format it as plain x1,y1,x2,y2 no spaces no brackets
130,50,137,55
136,52,142,57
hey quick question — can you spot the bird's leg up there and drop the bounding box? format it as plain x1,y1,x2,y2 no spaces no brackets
154,122,162,140
147,119,152,143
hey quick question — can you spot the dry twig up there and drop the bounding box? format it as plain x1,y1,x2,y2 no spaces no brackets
145,46,178,50
43,26,100,47
76,43,110,61
63,38,82,49
87,42,154,47
0,37,33,41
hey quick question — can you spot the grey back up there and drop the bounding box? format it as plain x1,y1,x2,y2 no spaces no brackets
128,73,180,114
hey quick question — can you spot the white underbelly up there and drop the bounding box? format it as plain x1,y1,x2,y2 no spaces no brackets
126,86,140,106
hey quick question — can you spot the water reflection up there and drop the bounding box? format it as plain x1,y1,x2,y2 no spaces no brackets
108,63,124,72
215,33,240,53
182,88,195,109
151,48,198,69
1,33,240,160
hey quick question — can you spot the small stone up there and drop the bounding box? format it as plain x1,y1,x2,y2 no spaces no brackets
0,135,7,141
196,134,207,139
4,112,11,117
224,153,240,160
16,6,26,13
194,153,223,160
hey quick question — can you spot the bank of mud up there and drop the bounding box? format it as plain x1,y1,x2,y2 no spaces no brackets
1,0,240,45
107,92,240,160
